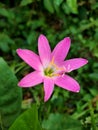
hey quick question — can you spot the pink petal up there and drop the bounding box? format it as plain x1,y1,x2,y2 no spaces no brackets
18,71,43,87
44,77,54,102
62,58,88,72
16,49,42,71
55,74,80,92
38,34,51,67
52,37,71,62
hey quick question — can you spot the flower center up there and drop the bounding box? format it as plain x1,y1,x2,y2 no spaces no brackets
44,67,54,77
44,57,65,77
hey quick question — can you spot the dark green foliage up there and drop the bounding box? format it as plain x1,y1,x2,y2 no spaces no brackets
0,58,22,130
42,113,82,130
0,0,98,129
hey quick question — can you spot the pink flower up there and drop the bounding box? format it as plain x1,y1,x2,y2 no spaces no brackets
16,34,88,102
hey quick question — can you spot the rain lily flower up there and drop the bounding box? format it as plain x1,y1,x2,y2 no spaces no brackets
17,34,88,102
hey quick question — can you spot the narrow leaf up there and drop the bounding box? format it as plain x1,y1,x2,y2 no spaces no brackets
53,0,63,12
43,0,54,13
20,0,34,6
66,0,78,14
0,8,14,19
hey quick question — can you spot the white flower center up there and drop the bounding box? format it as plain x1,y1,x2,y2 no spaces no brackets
44,57,65,77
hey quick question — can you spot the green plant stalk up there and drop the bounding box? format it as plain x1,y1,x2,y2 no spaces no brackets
72,109,89,119
15,62,27,74
72,102,89,119
89,101,96,130
29,88,40,106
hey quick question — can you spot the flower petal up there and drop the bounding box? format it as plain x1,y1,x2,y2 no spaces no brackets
38,34,51,67
62,58,88,72
18,71,43,87
16,49,42,70
55,74,80,92
52,37,71,62
44,77,54,102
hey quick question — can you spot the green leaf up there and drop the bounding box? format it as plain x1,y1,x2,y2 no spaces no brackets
43,0,54,13
20,0,34,6
0,8,14,19
0,57,22,130
66,0,78,14
93,48,98,57
42,113,82,130
53,0,63,12
9,104,42,130
89,73,98,80
0,33,14,52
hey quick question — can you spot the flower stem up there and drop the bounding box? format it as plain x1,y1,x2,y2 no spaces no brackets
89,101,96,130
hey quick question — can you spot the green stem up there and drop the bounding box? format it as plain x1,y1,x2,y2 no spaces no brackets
89,101,96,130
15,62,26,74
29,88,40,106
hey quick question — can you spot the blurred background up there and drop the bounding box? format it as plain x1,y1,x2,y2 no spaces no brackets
0,0,98,130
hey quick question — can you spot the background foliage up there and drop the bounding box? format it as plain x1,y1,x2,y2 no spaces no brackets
0,0,98,130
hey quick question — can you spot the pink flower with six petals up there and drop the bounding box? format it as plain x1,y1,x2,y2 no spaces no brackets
16,34,88,102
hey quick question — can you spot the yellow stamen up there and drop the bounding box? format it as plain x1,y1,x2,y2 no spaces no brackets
44,56,66,77
46,57,55,72
51,56,55,64
51,57,60,70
